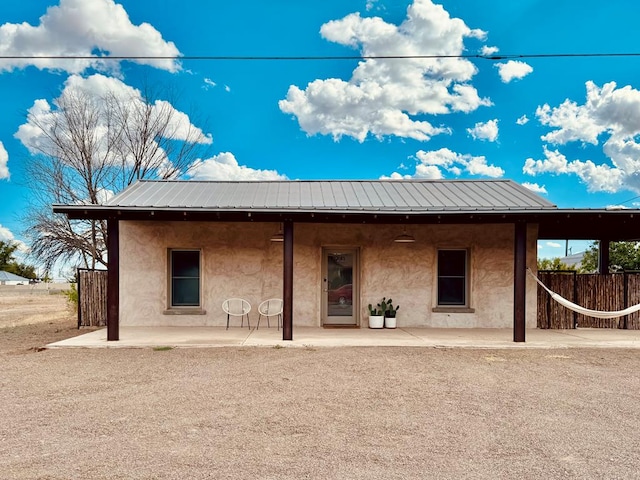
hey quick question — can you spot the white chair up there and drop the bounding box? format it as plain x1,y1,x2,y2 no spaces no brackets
222,298,251,330
257,298,283,330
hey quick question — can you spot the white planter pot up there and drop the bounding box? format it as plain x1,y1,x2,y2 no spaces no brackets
369,315,384,329
385,316,397,329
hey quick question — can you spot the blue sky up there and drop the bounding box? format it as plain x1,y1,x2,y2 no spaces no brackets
1,0,640,262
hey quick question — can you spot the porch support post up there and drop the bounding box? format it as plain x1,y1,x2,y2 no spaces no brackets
282,220,293,341
513,222,527,343
107,218,120,341
598,238,610,274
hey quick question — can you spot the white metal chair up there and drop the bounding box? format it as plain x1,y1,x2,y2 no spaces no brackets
222,298,251,330
257,298,283,330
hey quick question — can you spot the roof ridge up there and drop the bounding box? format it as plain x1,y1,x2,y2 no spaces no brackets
138,178,512,184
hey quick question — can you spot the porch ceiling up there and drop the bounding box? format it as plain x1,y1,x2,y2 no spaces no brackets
536,211,640,240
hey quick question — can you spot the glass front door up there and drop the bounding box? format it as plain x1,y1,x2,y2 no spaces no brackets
322,248,358,326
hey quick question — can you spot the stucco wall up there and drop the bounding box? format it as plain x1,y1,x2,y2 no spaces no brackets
119,221,538,328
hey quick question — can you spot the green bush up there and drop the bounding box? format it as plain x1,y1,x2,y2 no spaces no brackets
63,283,79,310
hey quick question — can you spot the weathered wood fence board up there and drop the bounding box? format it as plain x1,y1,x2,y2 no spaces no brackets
575,275,624,329
78,269,107,327
537,271,640,329
627,275,640,329
537,271,576,329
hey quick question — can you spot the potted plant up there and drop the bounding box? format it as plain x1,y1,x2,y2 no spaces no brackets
381,297,400,328
367,303,384,329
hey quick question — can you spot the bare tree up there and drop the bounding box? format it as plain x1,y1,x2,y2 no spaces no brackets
21,81,212,270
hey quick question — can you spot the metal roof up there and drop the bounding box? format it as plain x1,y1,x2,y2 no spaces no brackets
0,270,30,282
53,180,640,240
102,179,556,213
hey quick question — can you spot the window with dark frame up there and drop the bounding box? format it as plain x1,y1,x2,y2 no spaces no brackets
170,250,200,307
437,249,467,306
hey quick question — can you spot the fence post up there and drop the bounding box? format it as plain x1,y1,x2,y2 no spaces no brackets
77,267,82,329
546,273,551,329
623,271,629,330
573,270,578,329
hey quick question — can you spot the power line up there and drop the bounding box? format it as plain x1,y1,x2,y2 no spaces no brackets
2,53,640,61
618,194,640,206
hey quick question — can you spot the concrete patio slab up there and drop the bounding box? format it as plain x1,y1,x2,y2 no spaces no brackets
46,326,640,349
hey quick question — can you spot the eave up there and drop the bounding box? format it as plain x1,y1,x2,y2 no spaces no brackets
52,205,640,241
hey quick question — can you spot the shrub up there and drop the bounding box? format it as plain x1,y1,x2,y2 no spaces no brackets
62,283,79,310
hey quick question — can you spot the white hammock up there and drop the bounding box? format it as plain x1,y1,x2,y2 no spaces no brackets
528,269,640,319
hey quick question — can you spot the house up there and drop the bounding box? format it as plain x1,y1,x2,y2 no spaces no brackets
0,270,30,285
53,179,640,342
560,251,587,270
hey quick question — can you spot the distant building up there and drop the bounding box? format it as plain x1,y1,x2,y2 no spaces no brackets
560,251,586,269
0,270,30,285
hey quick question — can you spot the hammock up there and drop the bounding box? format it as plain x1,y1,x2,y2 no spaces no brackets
528,268,640,319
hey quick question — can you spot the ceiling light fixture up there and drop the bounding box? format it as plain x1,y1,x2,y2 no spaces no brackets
270,224,284,242
394,226,415,243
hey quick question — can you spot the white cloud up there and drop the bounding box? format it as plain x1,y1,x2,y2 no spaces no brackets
0,224,27,253
225,85,231,93
605,205,629,210
467,119,498,142
516,115,529,125
521,182,547,194
529,81,640,193
0,0,180,74
380,172,414,180
187,152,287,181
537,81,640,145
279,0,491,142
481,45,499,56
523,146,624,193
414,164,444,179
388,147,504,179
546,242,562,248
537,102,599,146
96,188,115,204
495,60,533,83
0,224,15,242
0,141,9,179
15,74,212,165
203,78,217,89
464,155,504,177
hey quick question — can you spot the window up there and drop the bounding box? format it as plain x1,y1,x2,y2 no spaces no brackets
170,250,200,307
437,249,467,306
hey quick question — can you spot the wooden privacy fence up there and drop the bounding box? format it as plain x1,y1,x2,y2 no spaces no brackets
78,268,108,327
537,271,640,329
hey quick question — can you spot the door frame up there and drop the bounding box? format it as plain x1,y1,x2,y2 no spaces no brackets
321,246,360,327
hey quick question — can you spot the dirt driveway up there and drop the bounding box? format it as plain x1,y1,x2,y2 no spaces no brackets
1,291,640,479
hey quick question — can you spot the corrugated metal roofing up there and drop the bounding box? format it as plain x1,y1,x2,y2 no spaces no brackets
0,270,30,282
104,179,556,212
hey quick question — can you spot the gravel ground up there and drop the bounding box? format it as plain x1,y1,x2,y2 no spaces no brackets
2,330,640,479
2,292,640,479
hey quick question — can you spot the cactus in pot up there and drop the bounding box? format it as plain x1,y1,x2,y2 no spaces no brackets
368,303,384,329
381,297,399,328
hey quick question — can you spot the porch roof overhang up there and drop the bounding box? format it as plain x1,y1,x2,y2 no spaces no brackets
52,204,640,241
